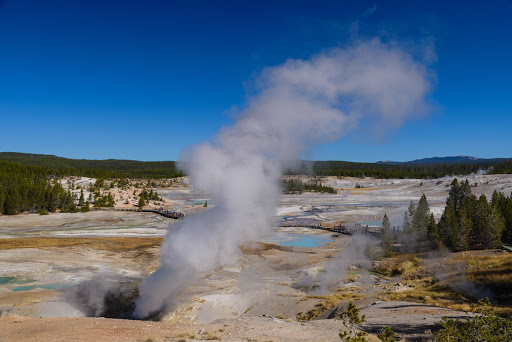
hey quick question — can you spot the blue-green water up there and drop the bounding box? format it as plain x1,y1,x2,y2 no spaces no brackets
0,277,15,285
39,283,70,290
12,285,36,292
11,283,71,292
0,276,35,285
360,221,382,227
279,235,333,247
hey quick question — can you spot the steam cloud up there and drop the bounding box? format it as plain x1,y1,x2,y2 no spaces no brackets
64,275,136,318
134,38,434,318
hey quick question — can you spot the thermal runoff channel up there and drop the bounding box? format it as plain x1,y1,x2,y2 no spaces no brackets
134,38,435,319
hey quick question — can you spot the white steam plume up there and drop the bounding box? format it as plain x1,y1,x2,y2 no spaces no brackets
134,38,434,318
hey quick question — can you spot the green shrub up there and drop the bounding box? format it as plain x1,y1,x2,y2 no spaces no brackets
434,298,512,341
339,302,368,342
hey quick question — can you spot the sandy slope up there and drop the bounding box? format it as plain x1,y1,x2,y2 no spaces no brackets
0,301,473,342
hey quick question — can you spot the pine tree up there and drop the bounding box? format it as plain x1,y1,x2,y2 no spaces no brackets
407,201,416,222
81,201,90,212
78,189,85,207
438,179,476,251
412,194,430,244
381,214,393,257
426,213,439,248
474,194,504,249
456,208,472,251
438,197,455,249
449,178,472,212
4,188,21,215
69,191,78,212
400,210,413,252
492,190,512,244
46,185,58,212
0,186,5,214
402,210,411,234
138,197,145,209
106,193,115,207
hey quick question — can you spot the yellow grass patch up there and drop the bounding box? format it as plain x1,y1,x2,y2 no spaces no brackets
200,330,222,340
382,277,473,311
167,329,197,340
379,250,512,316
240,242,294,256
454,250,512,316
0,237,163,251
372,254,419,277
296,291,363,320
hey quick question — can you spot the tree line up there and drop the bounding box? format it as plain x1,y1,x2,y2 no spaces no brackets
281,179,336,194
0,161,90,215
0,152,184,179
0,160,172,215
381,178,512,255
287,160,512,179
4,152,512,181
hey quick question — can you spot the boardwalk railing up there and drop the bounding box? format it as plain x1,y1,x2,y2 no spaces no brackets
279,223,381,236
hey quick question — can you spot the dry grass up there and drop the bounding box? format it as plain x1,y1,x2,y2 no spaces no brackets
455,251,512,284
381,276,473,312
372,254,419,277
454,250,512,316
200,330,222,340
378,251,476,312
165,329,197,341
240,242,295,256
296,291,363,320
378,250,512,316
0,237,163,251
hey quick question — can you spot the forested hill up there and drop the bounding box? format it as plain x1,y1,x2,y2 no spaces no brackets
288,159,512,179
0,152,183,178
0,161,72,214
2,152,512,180
377,156,512,165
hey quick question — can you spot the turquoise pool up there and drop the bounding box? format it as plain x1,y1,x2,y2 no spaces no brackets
11,283,71,292
359,221,382,227
0,276,35,285
279,234,333,247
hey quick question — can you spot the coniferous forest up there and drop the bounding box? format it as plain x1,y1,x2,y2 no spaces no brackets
385,179,512,254
0,161,83,215
0,152,184,179
2,152,512,180
281,178,336,194
0,153,184,215
306,159,512,179
2,152,512,217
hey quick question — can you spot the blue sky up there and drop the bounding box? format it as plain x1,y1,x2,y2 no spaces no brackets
0,0,511,162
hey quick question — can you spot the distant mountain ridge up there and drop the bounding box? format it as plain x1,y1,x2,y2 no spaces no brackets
377,156,512,165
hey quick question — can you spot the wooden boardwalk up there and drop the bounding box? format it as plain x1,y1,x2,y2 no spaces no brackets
279,223,381,236
95,207,184,219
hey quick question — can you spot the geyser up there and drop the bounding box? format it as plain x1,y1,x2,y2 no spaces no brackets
134,38,435,319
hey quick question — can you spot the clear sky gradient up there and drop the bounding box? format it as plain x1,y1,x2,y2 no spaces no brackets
0,0,511,162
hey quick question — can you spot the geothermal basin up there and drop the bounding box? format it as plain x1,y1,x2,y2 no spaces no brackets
1,175,512,341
